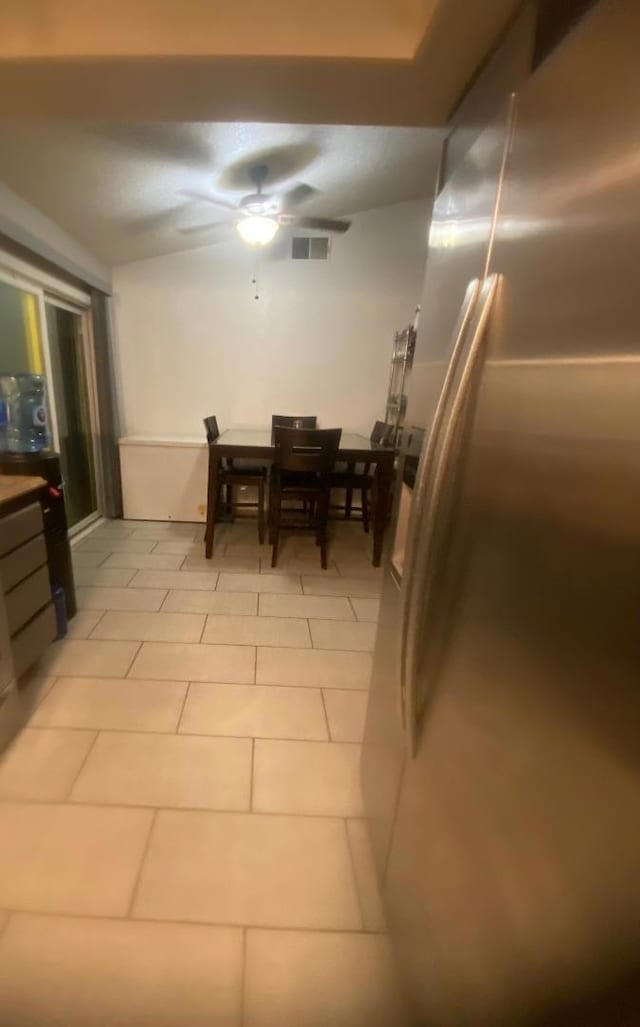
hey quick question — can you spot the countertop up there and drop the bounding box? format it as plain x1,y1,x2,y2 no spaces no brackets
0,474,47,510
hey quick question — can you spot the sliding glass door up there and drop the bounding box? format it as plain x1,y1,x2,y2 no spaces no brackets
0,260,101,532
45,301,98,529
0,279,46,377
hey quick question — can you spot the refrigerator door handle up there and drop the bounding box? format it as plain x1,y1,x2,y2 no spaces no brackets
402,273,501,755
398,277,480,728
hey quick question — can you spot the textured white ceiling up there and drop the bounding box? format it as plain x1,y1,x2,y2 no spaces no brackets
0,122,443,264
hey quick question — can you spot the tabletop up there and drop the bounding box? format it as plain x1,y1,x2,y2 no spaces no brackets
206,427,395,567
210,428,393,455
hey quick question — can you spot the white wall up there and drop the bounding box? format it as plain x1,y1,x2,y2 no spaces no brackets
0,181,110,291
111,198,429,437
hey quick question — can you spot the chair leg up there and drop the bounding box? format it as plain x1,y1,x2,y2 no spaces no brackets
345,486,353,520
362,486,370,534
225,483,233,515
271,485,281,567
318,490,330,569
257,479,265,544
267,475,273,543
204,460,216,547
320,535,328,569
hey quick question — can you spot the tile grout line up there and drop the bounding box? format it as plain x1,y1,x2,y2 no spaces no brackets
319,689,332,741
305,616,314,649
175,682,192,734
31,675,57,711
19,726,362,744
62,625,364,650
62,729,101,800
0,796,363,819
346,596,358,622
343,817,366,932
0,905,389,936
86,609,108,640
125,808,158,918
27,676,369,694
123,641,144,679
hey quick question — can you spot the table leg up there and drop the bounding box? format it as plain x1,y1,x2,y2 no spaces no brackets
372,462,393,567
205,452,220,558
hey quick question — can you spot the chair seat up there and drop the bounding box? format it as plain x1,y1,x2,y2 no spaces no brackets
330,469,372,487
280,470,320,489
223,461,267,478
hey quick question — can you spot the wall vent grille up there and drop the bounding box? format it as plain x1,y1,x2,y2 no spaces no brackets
291,236,330,260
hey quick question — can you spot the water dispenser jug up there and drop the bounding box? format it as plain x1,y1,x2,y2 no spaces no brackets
0,374,51,453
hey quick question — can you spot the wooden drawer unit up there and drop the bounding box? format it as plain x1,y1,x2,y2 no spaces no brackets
5,565,51,636
0,481,56,755
1,534,48,592
0,502,43,557
0,497,55,687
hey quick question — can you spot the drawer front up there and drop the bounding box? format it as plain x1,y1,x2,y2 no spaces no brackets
1,534,47,593
0,502,43,557
6,564,51,637
11,602,56,680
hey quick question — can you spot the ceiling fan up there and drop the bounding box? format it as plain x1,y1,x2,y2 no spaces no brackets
179,163,351,246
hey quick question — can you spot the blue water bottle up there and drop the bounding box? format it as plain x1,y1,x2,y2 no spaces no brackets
5,374,50,452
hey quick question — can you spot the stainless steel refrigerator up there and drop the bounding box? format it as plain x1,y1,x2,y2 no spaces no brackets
361,1,640,1023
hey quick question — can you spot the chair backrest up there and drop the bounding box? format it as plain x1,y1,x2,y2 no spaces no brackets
203,415,220,443
271,414,318,430
370,420,393,446
273,426,342,474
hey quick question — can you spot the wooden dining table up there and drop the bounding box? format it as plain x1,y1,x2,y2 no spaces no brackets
205,428,396,566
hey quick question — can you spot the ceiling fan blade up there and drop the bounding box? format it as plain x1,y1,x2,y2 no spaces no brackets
178,220,235,237
290,216,351,234
279,183,318,210
91,125,212,169
180,189,238,212
122,204,190,236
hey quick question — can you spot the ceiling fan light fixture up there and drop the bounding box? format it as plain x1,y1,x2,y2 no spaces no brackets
237,215,279,246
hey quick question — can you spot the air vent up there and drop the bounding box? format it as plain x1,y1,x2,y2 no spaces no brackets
291,236,330,260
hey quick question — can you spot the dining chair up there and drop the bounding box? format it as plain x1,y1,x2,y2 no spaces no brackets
270,426,342,569
271,415,318,430
270,416,318,515
203,415,267,544
330,420,394,532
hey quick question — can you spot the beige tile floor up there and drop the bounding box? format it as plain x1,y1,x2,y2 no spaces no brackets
0,517,407,1026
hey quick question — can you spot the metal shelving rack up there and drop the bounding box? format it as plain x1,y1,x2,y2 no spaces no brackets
385,322,416,448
